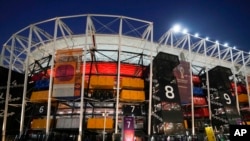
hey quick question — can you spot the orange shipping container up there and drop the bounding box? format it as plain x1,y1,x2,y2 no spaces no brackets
31,118,53,129
87,118,113,129
90,75,114,89
30,90,55,102
120,89,145,102
238,94,248,103
120,77,144,89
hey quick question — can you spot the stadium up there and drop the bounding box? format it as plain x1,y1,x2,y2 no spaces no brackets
0,14,250,141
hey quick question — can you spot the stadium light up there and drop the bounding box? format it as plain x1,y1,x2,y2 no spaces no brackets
205,37,209,40
215,40,219,44
172,24,181,32
224,43,228,47
182,28,188,34
194,33,199,37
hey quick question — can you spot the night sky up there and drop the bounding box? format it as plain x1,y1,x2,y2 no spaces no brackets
1,0,250,52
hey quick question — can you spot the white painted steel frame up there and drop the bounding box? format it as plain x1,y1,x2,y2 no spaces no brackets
0,14,154,141
158,29,250,134
19,25,33,138
1,14,250,140
1,38,15,141
158,29,250,109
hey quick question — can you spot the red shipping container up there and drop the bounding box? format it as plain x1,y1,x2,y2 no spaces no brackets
192,75,201,84
193,96,207,105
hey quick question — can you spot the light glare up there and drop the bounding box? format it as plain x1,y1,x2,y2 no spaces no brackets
172,24,181,32
182,28,188,34
194,33,199,37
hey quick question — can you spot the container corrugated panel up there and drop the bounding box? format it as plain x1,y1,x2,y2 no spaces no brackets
193,87,204,95
205,126,216,141
53,84,75,97
137,91,145,101
120,90,145,102
30,90,52,102
87,118,113,129
90,75,114,89
244,121,250,125
231,83,247,94
238,94,248,103
56,117,80,128
120,77,144,89
193,96,207,105
31,118,52,129
192,75,201,85
87,118,96,129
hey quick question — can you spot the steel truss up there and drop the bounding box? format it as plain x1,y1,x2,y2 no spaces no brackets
0,14,154,141
0,14,250,141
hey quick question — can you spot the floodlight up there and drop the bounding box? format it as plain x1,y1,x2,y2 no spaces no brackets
194,33,199,37
172,24,181,32
182,28,188,34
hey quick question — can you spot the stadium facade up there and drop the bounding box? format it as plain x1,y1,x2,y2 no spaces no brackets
1,14,250,141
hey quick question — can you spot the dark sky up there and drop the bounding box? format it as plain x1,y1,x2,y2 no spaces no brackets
1,0,250,52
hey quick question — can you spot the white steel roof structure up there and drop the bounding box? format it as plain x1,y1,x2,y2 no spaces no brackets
1,14,250,77
0,14,155,74
158,29,250,76
1,14,250,140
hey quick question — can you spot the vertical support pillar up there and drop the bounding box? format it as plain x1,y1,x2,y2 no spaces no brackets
77,16,90,141
2,37,15,141
19,25,33,137
45,18,59,139
113,16,123,141
147,23,153,139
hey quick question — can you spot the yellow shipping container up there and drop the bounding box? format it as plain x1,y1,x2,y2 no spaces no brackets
120,77,144,89
30,90,52,102
31,118,52,129
87,118,96,129
90,75,114,89
87,118,113,129
238,93,248,103
120,90,145,102
205,126,216,141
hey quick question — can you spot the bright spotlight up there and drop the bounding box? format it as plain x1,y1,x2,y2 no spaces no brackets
215,40,219,44
224,43,228,47
182,28,188,34
194,33,199,37
205,37,209,40
233,46,236,49
172,24,181,32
